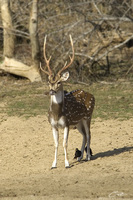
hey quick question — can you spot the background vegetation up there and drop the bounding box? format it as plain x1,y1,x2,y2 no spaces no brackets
0,0,133,82
0,1,133,120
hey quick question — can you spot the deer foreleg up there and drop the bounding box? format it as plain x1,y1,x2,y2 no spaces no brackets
51,127,59,168
63,127,70,168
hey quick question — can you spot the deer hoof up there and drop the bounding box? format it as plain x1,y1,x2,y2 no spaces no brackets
51,166,57,169
65,160,70,168
86,155,91,161
77,155,83,162
65,165,70,169
51,161,57,169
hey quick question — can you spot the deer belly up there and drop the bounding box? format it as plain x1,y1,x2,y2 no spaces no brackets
65,111,86,126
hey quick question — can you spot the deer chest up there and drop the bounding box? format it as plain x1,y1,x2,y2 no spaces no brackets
48,112,67,128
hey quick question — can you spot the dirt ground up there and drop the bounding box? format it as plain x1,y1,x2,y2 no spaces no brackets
0,114,133,200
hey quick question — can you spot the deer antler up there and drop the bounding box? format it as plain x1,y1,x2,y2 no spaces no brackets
57,35,74,76
40,35,53,76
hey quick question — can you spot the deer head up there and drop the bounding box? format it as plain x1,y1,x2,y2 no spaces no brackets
40,35,74,95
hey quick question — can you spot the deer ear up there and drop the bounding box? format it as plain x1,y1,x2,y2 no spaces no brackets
60,71,69,81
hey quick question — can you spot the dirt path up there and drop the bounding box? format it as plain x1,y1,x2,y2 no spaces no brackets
0,115,133,199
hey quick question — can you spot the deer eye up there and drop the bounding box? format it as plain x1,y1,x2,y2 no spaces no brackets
57,81,61,85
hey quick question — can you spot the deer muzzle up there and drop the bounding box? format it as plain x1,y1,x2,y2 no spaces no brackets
49,89,56,95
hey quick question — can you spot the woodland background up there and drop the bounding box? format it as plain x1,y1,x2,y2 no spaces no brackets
0,0,133,83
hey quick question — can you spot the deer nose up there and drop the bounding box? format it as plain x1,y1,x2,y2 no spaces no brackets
49,89,56,95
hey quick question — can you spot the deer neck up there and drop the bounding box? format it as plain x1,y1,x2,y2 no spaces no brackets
50,87,64,119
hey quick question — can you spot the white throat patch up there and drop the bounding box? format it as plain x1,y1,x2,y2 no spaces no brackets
51,90,63,104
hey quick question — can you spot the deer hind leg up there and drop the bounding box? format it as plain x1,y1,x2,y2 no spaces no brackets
76,120,87,161
51,127,59,169
84,119,91,161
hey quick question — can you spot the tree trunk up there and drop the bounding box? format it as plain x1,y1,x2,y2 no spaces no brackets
0,0,42,82
29,0,40,68
0,0,15,57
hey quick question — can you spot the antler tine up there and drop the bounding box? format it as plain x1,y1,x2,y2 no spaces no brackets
40,35,53,76
58,34,74,76
40,62,49,75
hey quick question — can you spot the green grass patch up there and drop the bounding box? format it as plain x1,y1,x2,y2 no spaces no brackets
91,83,133,120
0,80,133,120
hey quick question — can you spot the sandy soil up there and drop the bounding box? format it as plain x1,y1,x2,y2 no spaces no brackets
0,115,133,200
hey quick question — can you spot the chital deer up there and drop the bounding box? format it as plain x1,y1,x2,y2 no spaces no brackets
41,35,95,168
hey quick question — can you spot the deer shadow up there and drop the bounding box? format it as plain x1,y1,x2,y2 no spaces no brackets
70,146,133,167
91,146,133,160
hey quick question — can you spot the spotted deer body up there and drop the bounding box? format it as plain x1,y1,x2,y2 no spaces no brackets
41,35,95,168
64,90,95,125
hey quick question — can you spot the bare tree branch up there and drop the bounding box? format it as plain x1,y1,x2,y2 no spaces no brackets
95,34,133,62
